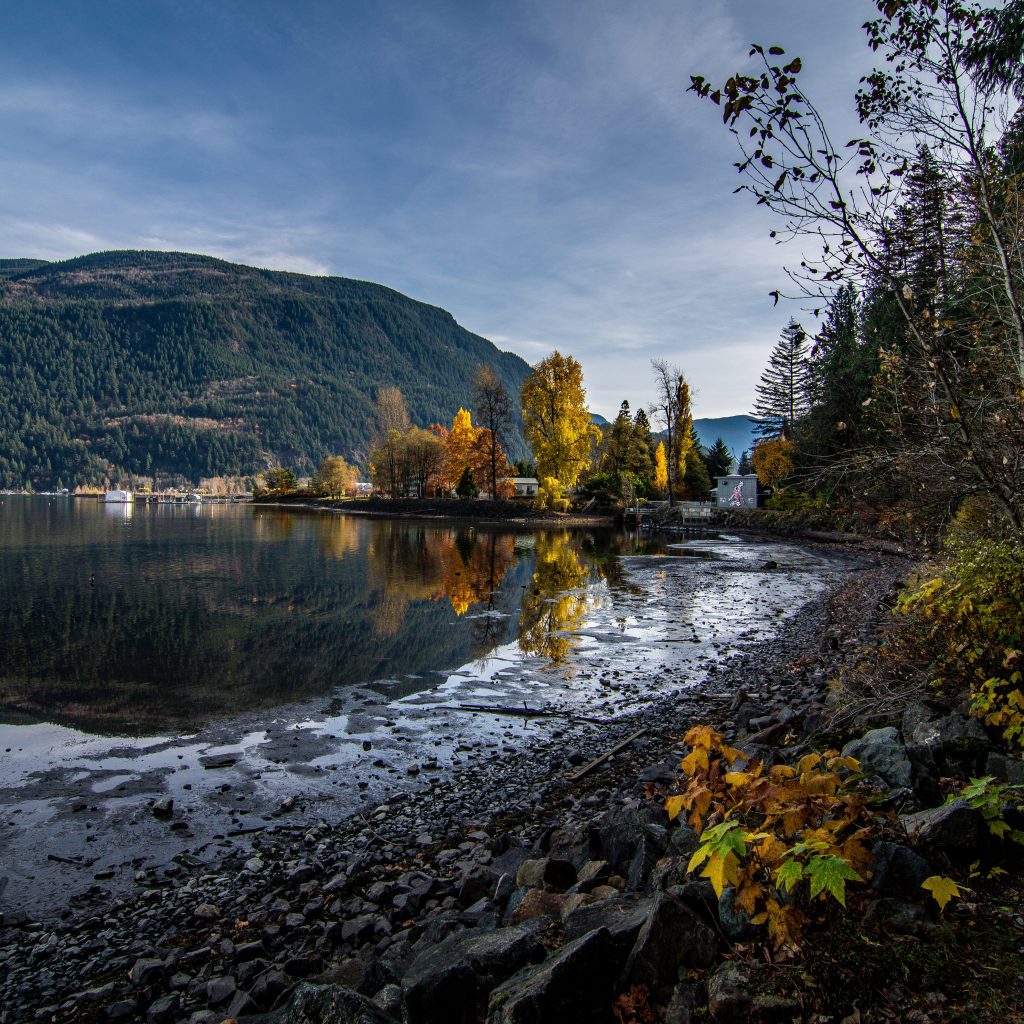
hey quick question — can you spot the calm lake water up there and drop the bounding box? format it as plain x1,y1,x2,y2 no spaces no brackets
0,496,648,736
0,495,846,916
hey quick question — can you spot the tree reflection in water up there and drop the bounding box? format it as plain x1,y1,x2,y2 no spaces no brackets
517,531,594,665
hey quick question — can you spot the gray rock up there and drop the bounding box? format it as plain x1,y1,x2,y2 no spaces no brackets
546,824,597,870
563,893,651,959
901,799,986,861
402,925,544,1024
621,892,718,995
267,982,396,1023
842,727,913,789
129,957,164,987
627,833,664,891
514,858,547,888
573,859,611,892
205,975,237,1006
145,993,180,1024
193,903,220,921
706,961,753,1023
985,751,1024,785
373,983,403,1016
665,982,701,1024
487,928,614,1024
869,841,931,895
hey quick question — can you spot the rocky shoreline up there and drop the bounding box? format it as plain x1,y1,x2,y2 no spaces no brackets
2,546,1021,1024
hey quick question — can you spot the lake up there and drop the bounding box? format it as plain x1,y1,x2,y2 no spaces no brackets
0,495,843,916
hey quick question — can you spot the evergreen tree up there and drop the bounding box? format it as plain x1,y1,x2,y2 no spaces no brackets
737,449,753,475
633,408,655,458
601,400,653,482
704,437,734,479
752,320,810,441
456,465,479,499
680,434,713,500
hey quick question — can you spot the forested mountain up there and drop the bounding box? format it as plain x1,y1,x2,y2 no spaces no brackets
691,416,758,463
0,251,531,489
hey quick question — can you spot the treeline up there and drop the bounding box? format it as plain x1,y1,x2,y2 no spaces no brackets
690,1,1024,763
0,251,529,489
270,353,739,509
693,2,1024,539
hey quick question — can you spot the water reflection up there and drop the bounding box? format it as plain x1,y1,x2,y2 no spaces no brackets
0,499,622,736
518,532,595,665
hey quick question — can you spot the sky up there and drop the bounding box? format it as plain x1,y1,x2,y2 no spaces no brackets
0,0,880,419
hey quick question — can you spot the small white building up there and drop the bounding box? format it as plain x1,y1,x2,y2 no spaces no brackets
104,489,133,503
508,477,539,498
714,474,759,509
354,481,374,496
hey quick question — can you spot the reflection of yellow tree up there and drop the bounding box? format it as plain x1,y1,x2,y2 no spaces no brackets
518,532,591,664
313,515,362,561
366,526,441,637
437,532,516,615
364,525,517,635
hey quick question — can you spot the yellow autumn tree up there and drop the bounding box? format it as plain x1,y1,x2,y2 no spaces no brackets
521,352,600,505
312,455,357,498
443,408,480,493
653,441,668,495
752,437,794,489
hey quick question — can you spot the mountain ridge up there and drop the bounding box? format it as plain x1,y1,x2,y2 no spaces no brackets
0,250,531,489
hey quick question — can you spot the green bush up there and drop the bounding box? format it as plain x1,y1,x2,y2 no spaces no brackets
551,498,570,513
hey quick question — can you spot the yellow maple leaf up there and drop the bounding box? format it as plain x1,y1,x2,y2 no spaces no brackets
681,747,710,776
665,795,686,822
725,771,753,787
702,850,740,897
922,875,961,912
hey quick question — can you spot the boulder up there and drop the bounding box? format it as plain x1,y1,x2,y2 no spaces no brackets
266,982,397,1023
901,799,986,862
596,802,657,874
665,982,702,1024
706,962,752,1023
868,842,931,896
573,860,611,892
620,893,718,996
402,925,544,1024
564,893,652,961
487,928,614,1024
545,825,598,870
508,889,566,925
985,751,1024,785
627,834,665,892
842,727,913,789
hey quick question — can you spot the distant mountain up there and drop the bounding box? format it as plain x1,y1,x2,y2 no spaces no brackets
0,250,531,489
590,412,610,427
692,416,758,461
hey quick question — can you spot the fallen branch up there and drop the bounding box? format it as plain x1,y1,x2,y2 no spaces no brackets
566,728,648,782
47,854,98,867
454,704,607,725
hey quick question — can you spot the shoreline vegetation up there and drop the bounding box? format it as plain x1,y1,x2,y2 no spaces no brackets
252,493,617,528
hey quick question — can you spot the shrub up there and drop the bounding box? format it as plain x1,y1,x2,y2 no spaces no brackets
664,725,876,952
899,536,1024,749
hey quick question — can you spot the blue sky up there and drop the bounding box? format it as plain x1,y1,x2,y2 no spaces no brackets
0,1,877,419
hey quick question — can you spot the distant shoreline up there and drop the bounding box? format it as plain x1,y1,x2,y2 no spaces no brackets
252,494,617,528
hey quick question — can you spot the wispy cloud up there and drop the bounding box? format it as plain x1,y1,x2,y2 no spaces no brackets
0,0,876,419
